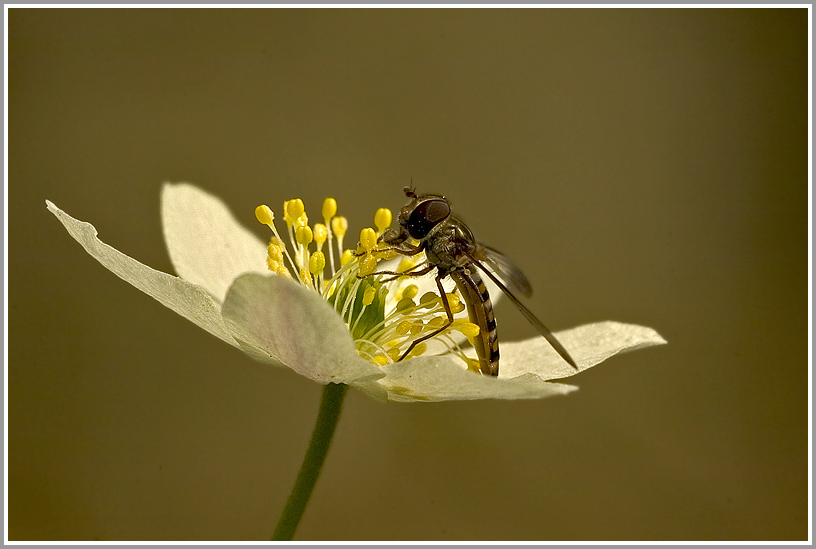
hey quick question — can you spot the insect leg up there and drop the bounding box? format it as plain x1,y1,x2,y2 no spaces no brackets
398,274,455,361
357,263,435,283
355,242,424,258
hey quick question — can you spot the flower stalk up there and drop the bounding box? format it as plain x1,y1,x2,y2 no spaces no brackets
271,383,349,541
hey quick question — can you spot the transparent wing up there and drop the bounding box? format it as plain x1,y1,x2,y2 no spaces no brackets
475,244,533,298
466,250,578,370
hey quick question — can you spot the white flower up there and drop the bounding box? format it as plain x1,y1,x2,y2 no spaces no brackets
46,183,666,402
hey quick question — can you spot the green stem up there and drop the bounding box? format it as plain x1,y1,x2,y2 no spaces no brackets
271,383,349,541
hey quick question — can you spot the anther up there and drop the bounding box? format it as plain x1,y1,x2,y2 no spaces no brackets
374,208,392,233
419,292,438,307
359,255,378,275
296,225,314,246
309,251,326,275
444,292,465,313
395,321,412,336
322,198,337,222
375,248,399,261
362,286,377,306
455,321,481,338
298,267,312,286
401,284,419,300
295,213,309,229
387,348,402,362
331,216,348,238
285,198,305,225
340,249,354,266
398,258,417,273
313,223,328,250
396,297,415,311
267,243,283,263
408,342,427,357
427,316,447,331
255,205,274,226
359,227,377,252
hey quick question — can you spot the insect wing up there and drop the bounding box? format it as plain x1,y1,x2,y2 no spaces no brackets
478,245,533,298
467,253,578,370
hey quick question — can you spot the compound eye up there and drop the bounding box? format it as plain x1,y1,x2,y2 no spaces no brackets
406,199,451,239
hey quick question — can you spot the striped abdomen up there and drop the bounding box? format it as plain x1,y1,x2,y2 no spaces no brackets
450,268,499,376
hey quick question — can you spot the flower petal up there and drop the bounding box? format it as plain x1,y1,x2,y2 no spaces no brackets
499,321,667,380
221,273,386,397
46,200,239,347
378,356,578,402
161,182,268,304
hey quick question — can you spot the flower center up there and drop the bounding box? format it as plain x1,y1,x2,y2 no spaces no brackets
255,197,483,372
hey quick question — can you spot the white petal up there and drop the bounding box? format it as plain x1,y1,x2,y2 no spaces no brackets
46,200,239,347
378,356,578,402
161,182,268,304
221,273,386,397
499,321,667,380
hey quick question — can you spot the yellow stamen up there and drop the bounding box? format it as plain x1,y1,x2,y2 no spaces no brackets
298,267,312,286
419,292,438,307
408,342,427,357
296,225,313,246
374,208,392,233
267,243,283,263
285,198,305,225
427,316,447,331
398,257,418,273
309,251,326,275
387,348,402,362
372,355,389,366
322,198,337,222
331,216,348,238
444,292,465,313
296,212,309,228
255,205,274,226
375,248,400,261
444,292,461,309
359,254,378,275
401,284,419,300
455,321,480,338
359,227,377,252
340,249,354,266
362,286,377,306
410,320,424,335
313,223,328,250
396,297,415,311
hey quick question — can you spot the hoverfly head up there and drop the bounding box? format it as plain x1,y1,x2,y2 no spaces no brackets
405,195,451,240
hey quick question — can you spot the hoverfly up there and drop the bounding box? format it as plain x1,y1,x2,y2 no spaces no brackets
374,187,578,376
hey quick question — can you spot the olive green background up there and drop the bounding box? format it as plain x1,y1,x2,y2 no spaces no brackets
9,8,807,541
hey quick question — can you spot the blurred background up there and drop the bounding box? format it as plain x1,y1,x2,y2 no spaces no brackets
9,8,807,541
